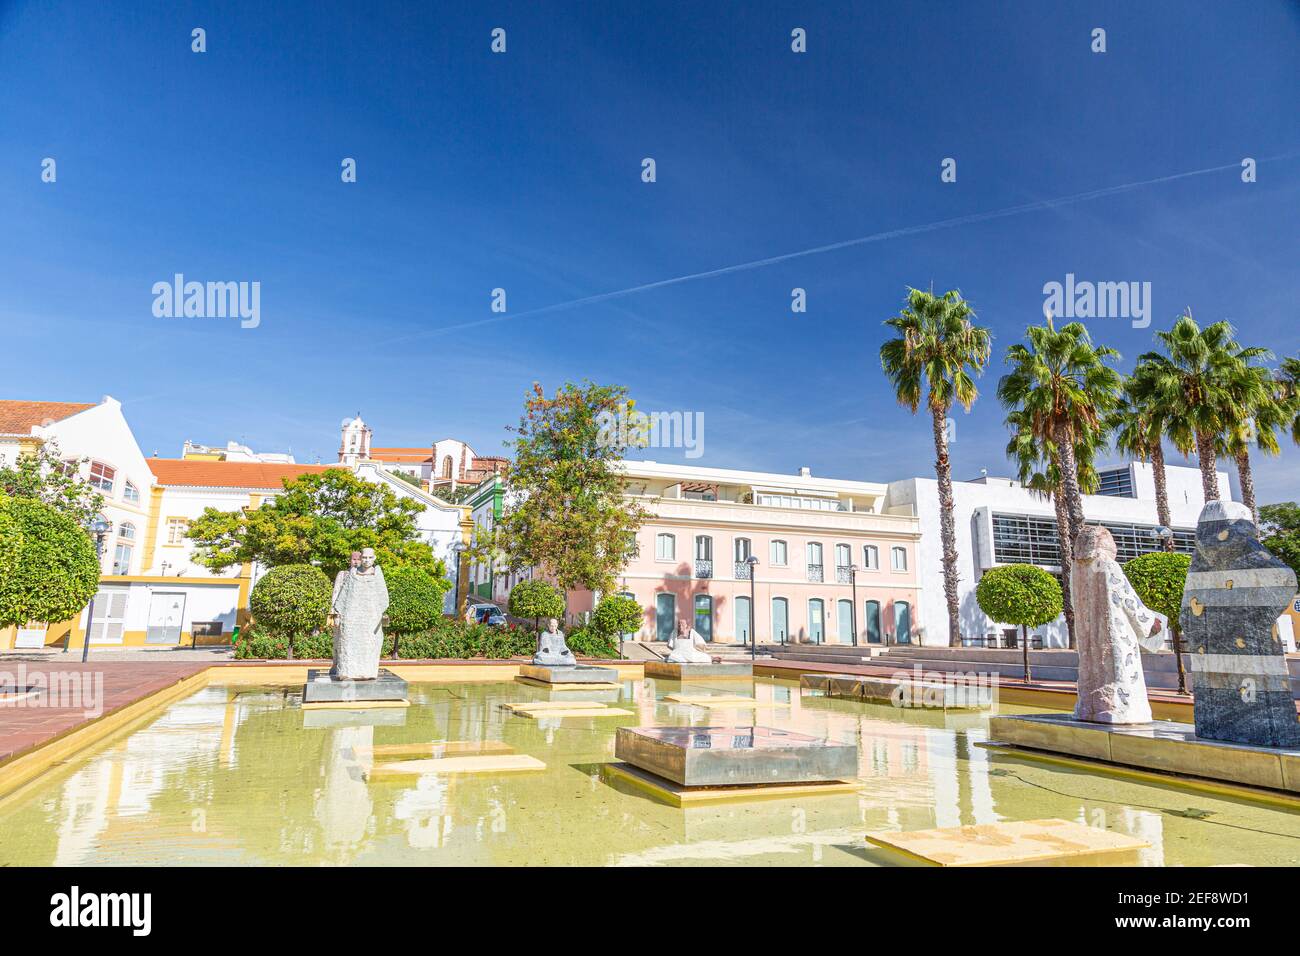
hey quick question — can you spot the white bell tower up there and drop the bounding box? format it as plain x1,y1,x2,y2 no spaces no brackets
339,414,372,466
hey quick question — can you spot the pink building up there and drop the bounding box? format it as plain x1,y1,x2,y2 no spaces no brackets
574,461,923,645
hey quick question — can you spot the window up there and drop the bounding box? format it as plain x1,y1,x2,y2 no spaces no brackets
990,513,1194,565
891,546,908,571
756,493,848,512
733,538,751,562
1096,467,1135,498
123,480,140,504
88,461,115,492
863,545,879,570
769,539,788,566
835,544,851,567
694,535,712,560
655,533,676,561
118,522,136,540
806,542,823,582
112,543,133,576
166,518,189,546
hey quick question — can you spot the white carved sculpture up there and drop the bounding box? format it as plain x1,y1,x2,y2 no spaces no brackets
533,618,577,667
329,548,389,680
666,619,712,664
1072,525,1164,723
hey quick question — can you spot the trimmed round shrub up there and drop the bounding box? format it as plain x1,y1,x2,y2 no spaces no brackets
249,564,331,660
1123,552,1191,623
0,496,100,628
975,563,1063,680
508,579,565,624
385,565,451,658
590,594,642,639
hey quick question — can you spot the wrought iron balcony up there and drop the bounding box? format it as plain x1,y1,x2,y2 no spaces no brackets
835,566,852,583
734,561,751,580
806,563,824,582
694,559,713,579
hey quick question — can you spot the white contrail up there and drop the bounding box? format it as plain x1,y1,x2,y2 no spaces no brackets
388,155,1290,342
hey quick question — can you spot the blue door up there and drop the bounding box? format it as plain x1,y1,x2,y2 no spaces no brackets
694,594,713,642
771,598,788,644
836,600,854,645
808,599,824,643
864,600,881,644
655,593,676,641
894,601,912,645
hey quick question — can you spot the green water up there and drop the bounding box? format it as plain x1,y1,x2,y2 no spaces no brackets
0,677,1297,866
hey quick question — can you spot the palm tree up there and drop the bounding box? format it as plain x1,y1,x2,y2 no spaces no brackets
1006,409,1105,648
1276,356,1300,446
998,318,1121,649
1218,362,1285,522
1115,370,1173,548
1137,313,1262,503
880,287,992,646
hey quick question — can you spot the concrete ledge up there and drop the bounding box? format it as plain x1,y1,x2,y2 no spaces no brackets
645,660,753,680
519,663,620,685
989,713,1300,794
602,762,858,807
799,672,990,710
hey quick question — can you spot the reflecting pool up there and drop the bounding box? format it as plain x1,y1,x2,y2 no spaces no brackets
1,677,1297,866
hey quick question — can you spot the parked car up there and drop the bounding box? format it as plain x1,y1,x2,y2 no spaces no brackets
466,602,507,626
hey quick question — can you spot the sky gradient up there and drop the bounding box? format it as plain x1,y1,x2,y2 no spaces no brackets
2,1,1298,500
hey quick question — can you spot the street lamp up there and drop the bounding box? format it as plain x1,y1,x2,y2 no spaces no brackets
744,554,759,662
1150,525,1175,554
81,518,113,663
450,542,468,618
849,564,860,647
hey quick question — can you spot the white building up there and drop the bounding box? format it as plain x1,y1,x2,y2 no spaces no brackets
881,461,1232,647
181,440,295,464
338,414,507,491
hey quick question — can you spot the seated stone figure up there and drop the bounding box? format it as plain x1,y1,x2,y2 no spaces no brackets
666,619,712,664
533,618,577,667
1071,525,1164,724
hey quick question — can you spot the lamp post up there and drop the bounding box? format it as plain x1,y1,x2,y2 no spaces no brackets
450,542,468,619
744,554,759,662
849,564,859,647
81,519,113,663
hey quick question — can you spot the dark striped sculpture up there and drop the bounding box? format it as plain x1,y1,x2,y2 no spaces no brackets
1180,500,1300,748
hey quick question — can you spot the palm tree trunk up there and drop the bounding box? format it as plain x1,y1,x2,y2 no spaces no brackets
1235,448,1258,523
1196,430,1220,502
932,407,962,646
1151,443,1174,552
1054,420,1086,530
1053,484,1077,649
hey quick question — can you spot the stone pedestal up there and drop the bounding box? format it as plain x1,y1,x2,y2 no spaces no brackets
614,725,856,787
988,712,1300,793
518,663,619,685
302,668,409,709
645,660,752,680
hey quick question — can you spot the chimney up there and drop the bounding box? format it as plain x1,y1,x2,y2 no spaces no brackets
799,466,812,477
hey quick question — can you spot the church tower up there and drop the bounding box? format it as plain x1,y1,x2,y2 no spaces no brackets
339,414,372,466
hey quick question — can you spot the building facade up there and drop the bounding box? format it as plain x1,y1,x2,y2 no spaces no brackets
881,461,1233,647
476,461,923,645
338,415,507,491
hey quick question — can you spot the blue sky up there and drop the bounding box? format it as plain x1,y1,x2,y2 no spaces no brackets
2,1,1298,500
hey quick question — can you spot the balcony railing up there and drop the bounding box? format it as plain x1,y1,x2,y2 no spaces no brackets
835,566,851,583
694,559,713,579
734,561,751,580
806,563,824,582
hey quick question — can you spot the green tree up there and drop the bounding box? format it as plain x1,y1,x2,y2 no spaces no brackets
1217,360,1286,522
482,382,650,596
974,564,1063,681
880,288,992,646
0,441,105,527
248,564,331,661
1137,313,1265,503
0,496,101,628
385,565,450,659
186,468,445,581
507,578,565,629
1123,551,1192,694
1259,502,1300,579
590,593,643,644
429,483,479,505
999,318,1121,646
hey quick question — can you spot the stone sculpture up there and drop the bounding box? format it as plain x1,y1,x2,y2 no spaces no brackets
1180,500,1300,748
533,618,577,667
329,551,361,672
666,618,712,664
1071,525,1165,724
329,547,389,680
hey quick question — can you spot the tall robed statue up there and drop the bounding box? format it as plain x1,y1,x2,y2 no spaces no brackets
329,547,389,680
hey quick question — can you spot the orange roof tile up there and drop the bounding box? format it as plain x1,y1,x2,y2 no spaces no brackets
147,458,334,490
0,400,96,435
368,446,432,463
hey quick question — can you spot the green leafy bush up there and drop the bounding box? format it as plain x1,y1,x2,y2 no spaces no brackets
234,617,537,660
508,579,565,623
248,564,331,660
566,625,620,659
385,565,452,658
0,496,100,628
1123,552,1191,622
590,594,642,639
975,564,1063,680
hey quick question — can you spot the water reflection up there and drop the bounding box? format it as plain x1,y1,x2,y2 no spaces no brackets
0,678,1295,866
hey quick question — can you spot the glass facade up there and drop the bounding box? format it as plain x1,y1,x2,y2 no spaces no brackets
991,512,1194,566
